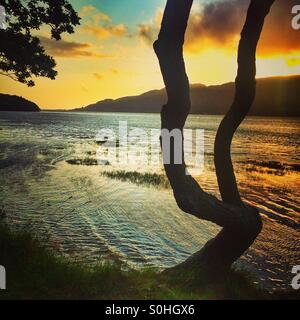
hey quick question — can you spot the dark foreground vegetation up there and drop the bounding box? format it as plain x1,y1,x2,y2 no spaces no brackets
0,222,298,300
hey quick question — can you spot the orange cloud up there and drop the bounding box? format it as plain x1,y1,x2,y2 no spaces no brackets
39,36,110,58
139,0,300,60
258,1,300,56
83,24,126,39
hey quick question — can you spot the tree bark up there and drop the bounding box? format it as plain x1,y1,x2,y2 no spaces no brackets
154,0,275,277
215,0,275,205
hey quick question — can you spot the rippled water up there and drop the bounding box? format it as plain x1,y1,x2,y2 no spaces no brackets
0,111,299,292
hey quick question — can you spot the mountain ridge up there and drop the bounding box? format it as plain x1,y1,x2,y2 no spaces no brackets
73,75,300,117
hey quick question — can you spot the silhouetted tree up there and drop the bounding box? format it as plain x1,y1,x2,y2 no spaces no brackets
154,0,275,279
0,0,80,86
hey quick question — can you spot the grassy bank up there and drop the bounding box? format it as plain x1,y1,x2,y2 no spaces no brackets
0,223,297,300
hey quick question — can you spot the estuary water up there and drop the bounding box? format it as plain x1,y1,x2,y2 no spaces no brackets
0,111,299,292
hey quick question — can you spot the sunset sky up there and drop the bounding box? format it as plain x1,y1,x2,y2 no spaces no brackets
0,0,299,109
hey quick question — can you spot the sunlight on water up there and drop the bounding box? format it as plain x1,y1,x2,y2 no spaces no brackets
0,111,299,291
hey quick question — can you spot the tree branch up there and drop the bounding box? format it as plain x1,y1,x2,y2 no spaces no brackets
0,71,19,82
214,0,275,205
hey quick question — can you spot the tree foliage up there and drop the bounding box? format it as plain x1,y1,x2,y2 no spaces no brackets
0,0,80,86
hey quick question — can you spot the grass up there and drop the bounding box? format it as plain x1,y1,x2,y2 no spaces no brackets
101,170,170,189
0,222,299,300
0,223,195,300
66,158,110,166
242,160,300,175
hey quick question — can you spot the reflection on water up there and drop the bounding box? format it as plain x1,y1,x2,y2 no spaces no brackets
0,111,299,292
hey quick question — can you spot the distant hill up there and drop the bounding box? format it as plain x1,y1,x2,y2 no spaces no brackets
0,94,40,112
74,75,300,117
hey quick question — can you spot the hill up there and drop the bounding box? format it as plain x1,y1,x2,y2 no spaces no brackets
0,94,40,112
74,75,300,117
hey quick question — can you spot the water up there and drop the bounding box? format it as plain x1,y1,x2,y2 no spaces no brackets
0,111,299,292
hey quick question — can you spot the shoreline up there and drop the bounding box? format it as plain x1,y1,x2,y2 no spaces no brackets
1,221,299,300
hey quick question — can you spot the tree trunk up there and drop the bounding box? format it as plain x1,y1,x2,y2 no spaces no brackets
215,0,275,205
154,0,275,278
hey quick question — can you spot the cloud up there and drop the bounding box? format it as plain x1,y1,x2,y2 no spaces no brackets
93,73,103,80
138,2,245,50
80,5,126,39
39,36,110,58
83,24,126,39
138,9,163,45
185,0,247,52
138,0,300,57
80,5,110,21
80,5,98,16
257,0,300,56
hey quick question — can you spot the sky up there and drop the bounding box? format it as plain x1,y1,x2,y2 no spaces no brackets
0,0,300,109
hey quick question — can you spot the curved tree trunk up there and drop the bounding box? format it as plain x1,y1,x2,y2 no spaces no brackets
154,0,275,278
215,0,275,205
